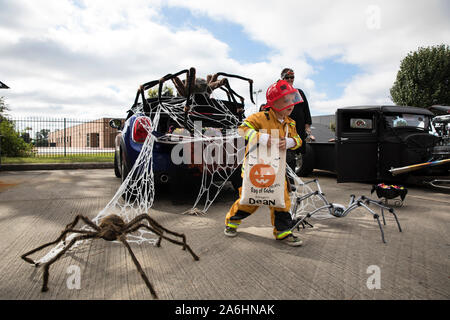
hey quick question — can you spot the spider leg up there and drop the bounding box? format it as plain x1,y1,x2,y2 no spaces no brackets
388,208,402,232
172,76,186,97
125,214,199,260
65,215,100,233
362,197,403,233
124,223,163,247
338,200,361,218
119,235,158,299
188,67,196,93
290,204,333,232
208,75,226,91
302,220,315,228
41,234,97,292
126,214,184,241
79,215,100,231
128,223,199,261
21,229,97,266
357,202,386,243
290,191,320,217
210,73,219,83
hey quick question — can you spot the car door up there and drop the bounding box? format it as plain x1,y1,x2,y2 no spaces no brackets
335,109,378,182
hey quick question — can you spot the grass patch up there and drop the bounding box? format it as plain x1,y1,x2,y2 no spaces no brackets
1,154,114,164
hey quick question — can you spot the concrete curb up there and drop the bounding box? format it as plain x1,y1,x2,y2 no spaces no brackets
0,162,114,171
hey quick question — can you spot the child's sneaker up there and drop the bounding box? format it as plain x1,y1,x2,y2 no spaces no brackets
224,226,238,237
279,234,303,247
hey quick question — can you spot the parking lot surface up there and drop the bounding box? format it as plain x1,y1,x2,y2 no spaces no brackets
0,169,448,300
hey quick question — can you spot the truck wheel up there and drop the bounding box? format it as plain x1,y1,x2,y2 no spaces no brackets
296,144,314,177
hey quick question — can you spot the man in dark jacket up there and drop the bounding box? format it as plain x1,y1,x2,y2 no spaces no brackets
280,68,315,173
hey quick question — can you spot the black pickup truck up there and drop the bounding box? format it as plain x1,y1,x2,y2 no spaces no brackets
297,105,450,188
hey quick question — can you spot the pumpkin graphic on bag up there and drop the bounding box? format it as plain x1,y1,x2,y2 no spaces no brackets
249,163,276,188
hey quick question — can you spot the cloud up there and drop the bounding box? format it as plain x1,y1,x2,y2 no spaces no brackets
0,0,238,118
167,0,450,112
1,0,449,120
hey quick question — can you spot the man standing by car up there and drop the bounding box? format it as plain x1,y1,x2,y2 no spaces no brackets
280,68,314,173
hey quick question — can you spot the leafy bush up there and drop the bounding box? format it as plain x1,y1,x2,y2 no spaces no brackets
0,97,34,157
0,119,34,157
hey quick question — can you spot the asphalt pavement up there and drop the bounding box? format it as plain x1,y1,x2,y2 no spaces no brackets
0,168,448,300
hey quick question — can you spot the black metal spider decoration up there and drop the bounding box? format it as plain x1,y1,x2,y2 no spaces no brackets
290,179,403,243
21,214,199,299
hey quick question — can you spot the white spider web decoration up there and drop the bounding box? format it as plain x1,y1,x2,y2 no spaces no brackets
287,166,335,220
35,91,329,265
35,112,162,264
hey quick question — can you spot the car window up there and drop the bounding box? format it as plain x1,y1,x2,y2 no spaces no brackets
385,113,430,129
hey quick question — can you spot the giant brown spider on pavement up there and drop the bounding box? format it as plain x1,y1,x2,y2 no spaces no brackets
21,213,199,299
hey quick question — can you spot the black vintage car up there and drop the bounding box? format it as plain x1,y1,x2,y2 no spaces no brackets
297,105,450,188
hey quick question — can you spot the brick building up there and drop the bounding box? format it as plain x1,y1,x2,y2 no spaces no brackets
48,118,119,149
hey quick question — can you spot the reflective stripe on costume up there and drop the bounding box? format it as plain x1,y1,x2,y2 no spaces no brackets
291,135,302,150
244,128,257,141
276,230,292,239
247,130,257,143
242,121,256,131
227,221,240,229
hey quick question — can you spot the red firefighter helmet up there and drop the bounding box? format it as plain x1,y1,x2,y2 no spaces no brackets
265,80,303,111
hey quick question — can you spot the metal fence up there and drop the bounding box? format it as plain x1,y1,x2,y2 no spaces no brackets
2,117,123,157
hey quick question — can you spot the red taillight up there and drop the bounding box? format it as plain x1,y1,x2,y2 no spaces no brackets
133,116,152,143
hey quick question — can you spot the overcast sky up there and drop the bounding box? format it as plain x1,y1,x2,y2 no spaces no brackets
1,0,449,119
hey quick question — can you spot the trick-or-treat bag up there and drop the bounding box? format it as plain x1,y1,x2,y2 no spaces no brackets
240,129,287,208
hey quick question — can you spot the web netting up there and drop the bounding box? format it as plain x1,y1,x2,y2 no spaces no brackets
35,111,162,264
287,166,335,220
35,89,330,265
154,93,244,214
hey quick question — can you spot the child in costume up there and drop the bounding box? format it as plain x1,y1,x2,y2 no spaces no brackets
224,80,304,246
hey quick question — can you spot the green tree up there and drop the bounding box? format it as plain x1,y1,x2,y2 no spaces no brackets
35,129,50,147
0,96,34,157
0,96,7,118
390,44,450,108
19,126,33,144
147,85,174,98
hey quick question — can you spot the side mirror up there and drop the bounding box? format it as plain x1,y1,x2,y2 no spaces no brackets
109,119,123,130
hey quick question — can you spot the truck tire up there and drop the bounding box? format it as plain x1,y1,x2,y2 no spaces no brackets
296,143,314,177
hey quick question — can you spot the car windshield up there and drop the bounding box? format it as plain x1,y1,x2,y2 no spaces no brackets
385,113,430,130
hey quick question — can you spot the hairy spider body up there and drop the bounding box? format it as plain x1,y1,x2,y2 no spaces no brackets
98,214,126,241
21,214,199,299
172,71,227,97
